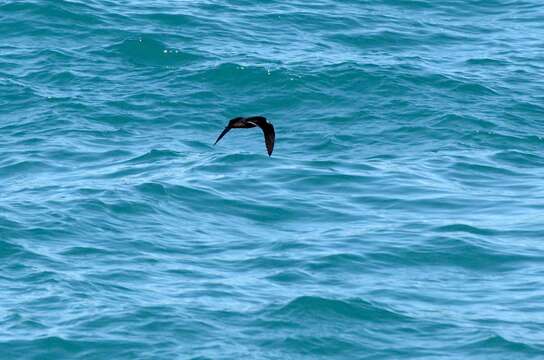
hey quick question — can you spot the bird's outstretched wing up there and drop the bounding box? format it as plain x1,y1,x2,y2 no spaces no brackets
249,117,275,156
214,126,231,145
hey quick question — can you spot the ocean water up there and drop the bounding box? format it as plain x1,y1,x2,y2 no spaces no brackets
2,0,544,358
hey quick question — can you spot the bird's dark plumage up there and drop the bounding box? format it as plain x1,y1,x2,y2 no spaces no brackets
214,116,275,156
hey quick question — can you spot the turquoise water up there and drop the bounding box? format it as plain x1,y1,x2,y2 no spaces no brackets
2,0,544,358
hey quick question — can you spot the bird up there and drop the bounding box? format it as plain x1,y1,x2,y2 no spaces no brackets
214,116,275,156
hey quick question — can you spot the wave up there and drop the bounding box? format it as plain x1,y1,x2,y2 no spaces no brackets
461,334,543,355
433,223,497,236
0,1,104,26
0,336,147,359
0,161,63,179
0,239,24,259
273,296,410,322
109,37,204,67
125,149,180,164
368,235,535,271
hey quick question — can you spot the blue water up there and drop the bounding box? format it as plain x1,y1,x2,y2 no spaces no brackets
2,0,544,358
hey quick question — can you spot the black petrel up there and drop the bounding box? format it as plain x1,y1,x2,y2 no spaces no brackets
214,116,275,156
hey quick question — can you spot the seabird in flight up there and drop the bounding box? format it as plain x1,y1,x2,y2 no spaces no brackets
214,116,275,156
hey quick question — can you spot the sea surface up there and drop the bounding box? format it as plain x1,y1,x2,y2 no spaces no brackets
1,1,544,359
